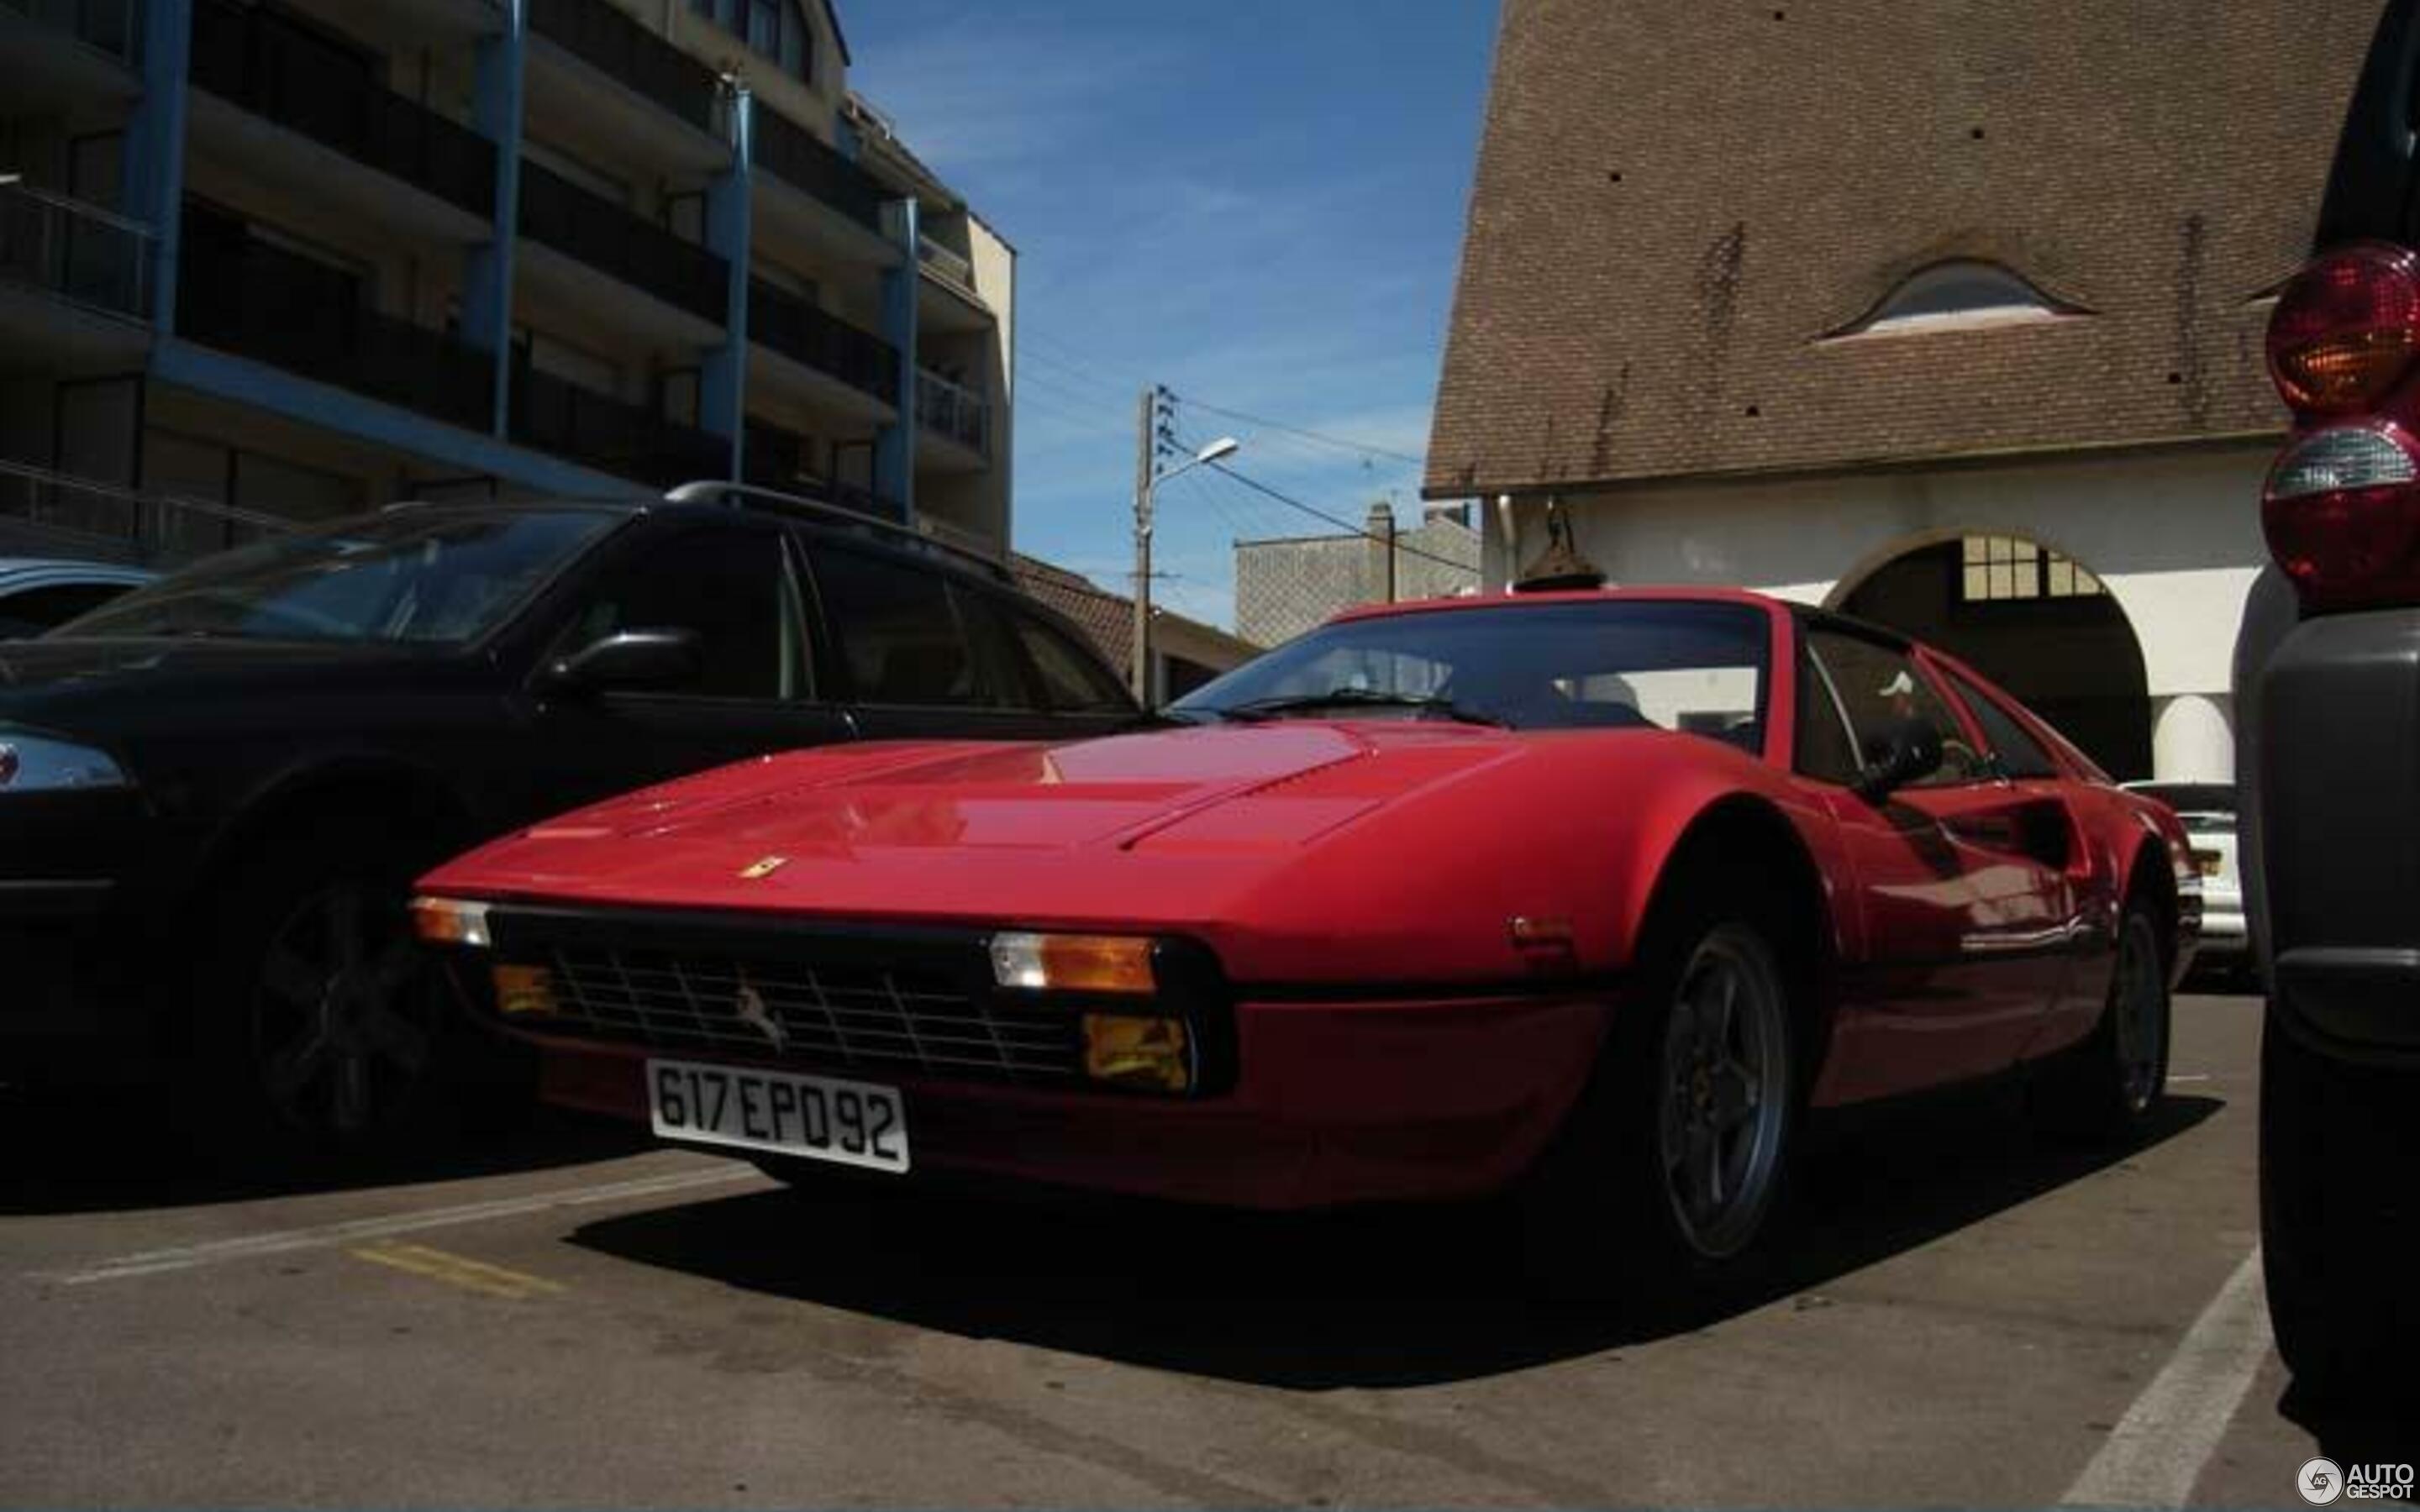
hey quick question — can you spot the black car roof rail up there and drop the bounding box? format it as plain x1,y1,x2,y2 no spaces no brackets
663,480,1010,582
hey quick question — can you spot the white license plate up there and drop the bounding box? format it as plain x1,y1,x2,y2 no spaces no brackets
647,1058,909,1174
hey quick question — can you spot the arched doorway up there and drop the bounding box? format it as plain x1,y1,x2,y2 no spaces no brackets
1831,533,2154,780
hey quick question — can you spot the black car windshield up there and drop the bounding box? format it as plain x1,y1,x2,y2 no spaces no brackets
1171,599,1773,743
54,509,618,646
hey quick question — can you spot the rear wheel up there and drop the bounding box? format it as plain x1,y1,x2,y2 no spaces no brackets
2035,900,2170,1139
2260,1017,2420,1399
1523,877,1801,1301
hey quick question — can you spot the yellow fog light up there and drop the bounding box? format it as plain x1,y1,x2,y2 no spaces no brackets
1081,1013,1191,1093
491,963,558,1016
990,932,1156,995
410,895,492,948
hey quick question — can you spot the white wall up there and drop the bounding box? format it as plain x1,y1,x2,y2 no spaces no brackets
1482,440,2275,780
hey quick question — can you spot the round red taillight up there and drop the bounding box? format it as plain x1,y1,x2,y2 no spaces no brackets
2266,243,2420,415
2263,422,2420,610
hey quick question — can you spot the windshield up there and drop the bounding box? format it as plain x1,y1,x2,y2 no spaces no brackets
1171,599,1773,744
54,509,618,646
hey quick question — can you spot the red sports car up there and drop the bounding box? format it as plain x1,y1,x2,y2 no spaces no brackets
413,589,2196,1289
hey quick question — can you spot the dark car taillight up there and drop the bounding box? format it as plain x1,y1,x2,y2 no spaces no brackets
2264,244,2420,611
2268,243,2420,413
2264,423,2420,610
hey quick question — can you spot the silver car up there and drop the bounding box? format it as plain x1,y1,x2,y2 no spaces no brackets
2124,781,2243,974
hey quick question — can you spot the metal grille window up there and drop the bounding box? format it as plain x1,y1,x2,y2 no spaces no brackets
1960,536,2104,602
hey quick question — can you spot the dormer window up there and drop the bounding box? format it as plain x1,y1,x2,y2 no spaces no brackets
1829,260,2080,338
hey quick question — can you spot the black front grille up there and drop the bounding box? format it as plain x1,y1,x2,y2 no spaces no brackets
539,945,1084,1085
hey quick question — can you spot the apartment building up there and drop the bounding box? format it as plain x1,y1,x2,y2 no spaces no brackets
0,0,1011,564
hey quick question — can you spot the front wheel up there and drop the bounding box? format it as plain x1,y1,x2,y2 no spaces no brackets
1523,895,1801,1300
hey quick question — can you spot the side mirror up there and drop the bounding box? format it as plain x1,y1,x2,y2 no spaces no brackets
1854,716,1945,801
539,627,702,696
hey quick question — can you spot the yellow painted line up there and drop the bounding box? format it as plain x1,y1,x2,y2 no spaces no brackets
350,1242,565,1300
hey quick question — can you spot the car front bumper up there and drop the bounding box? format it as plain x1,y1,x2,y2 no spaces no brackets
519,989,1612,1210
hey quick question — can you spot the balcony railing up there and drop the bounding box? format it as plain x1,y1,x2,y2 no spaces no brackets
519,160,727,325
917,236,978,296
190,0,496,220
751,107,883,234
177,226,495,433
749,279,897,402
0,458,295,569
740,418,902,522
1,0,141,66
529,0,721,138
916,367,990,458
511,361,729,490
0,176,152,321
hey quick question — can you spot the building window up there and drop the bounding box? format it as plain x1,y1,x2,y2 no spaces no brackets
1832,260,2076,338
1960,535,2104,602
746,0,780,55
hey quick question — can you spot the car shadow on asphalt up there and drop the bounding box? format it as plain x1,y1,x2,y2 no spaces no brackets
0,1094,652,1216
566,1088,2223,1390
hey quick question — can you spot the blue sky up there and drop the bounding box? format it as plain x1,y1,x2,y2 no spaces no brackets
845,1,1500,630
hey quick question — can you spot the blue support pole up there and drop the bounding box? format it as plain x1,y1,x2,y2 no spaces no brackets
124,0,192,336
700,87,752,481
872,194,918,521
462,0,527,439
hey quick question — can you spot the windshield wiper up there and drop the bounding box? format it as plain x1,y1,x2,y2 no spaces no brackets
1213,689,1509,727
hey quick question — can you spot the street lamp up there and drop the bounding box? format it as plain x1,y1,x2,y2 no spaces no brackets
1132,432,1242,702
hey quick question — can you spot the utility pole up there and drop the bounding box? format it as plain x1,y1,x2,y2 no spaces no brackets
1129,385,1156,703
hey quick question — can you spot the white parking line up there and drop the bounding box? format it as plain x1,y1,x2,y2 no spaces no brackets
41,1166,762,1286
2059,1247,2272,1508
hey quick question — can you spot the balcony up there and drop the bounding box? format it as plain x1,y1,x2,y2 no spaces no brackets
752,107,883,235
0,458,294,569
518,160,727,327
177,223,495,433
916,367,990,460
528,0,722,139
1,0,138,62
749,279,897,405
511,361,728,490
190,0,496,223
0,176,152,323
742,418,902,522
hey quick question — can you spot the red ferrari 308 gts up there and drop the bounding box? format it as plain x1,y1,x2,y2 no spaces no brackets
414,588,2196,1290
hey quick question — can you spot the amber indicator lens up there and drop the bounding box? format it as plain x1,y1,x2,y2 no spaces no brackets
409,895,492,948
2268,244,2420,414
990,932,1157,994
1081,1013,1192,1092
491,963,559,1016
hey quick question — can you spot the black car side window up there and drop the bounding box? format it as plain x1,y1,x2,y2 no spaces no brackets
548,527,802,700
809,547,1002,707
1807,629,1989,787
1944,669,2060,780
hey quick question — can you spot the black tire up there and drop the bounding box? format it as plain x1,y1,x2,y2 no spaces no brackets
2260,1016,2420,1400
2034,899,2170,1140
186,821,534,1158
1521,874,1802,1303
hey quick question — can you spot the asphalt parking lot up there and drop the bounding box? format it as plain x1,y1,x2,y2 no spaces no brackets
2,990,2409,1508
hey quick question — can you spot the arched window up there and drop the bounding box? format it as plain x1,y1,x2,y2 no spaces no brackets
1831,260,2077,338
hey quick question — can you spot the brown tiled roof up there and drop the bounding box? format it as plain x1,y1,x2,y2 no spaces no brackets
1426,0,2385,498
1008,554,1260,669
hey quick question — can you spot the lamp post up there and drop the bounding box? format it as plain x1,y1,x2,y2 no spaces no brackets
1131,424,1240,702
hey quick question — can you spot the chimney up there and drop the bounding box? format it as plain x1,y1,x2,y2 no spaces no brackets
1365,501,1397,604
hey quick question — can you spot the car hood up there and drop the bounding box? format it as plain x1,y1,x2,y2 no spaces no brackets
423,721,1535,928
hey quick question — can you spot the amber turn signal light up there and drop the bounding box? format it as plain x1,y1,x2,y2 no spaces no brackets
989,932,1156,995
1081,1013,1192,1093
409,895,492,948
491,963,558,1016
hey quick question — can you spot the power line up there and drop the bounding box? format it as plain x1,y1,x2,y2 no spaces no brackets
1204,462,1474,575
1172,394,1427,467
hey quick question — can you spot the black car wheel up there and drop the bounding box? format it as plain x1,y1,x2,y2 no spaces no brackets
2035,898,2170,1140
195,823,529,1155
2260,1016,2420,1400
1522,870,1802,1302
